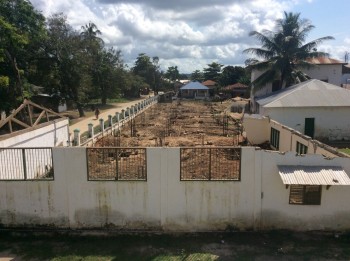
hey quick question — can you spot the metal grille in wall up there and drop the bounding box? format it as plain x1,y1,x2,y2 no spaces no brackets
87,147,147,181
180,147,241,181
0,148,54,180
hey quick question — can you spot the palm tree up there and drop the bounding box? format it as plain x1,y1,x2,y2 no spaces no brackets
81,22,102,39
244,12,334,91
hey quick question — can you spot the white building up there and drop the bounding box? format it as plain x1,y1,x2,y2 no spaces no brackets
255,79,350,141
250,57,346,111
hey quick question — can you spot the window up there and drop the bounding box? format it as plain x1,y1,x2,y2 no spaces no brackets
180,147,241,181
296,141,308,155
270,128,280,150
289,185,322,205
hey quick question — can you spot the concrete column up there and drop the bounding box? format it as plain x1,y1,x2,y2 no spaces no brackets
88,123,94,138
126,107,130,117
73,129,80,146
99,118,104,133
108,115,113,127
115,112,120,130
130,106,134,116
115,112,120,122
121,109,125,119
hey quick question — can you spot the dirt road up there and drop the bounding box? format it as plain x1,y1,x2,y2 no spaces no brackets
68,97,151,143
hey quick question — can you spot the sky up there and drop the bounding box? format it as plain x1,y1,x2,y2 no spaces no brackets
30,0,350,74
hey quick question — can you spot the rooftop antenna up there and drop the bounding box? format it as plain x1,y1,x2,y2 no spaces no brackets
345,52,349,63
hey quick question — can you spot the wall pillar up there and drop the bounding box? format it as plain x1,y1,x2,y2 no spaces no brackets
99,118,104,133
88,123,94,138
121,109,125,119
108,115,113,127
73,129,80,146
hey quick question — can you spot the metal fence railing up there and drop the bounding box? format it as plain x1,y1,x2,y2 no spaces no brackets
0,148,54,180
87,147,147,181
180,147,241,181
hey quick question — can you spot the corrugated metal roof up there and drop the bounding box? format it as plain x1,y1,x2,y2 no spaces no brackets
180,81,209,90
278,165,350,185
256,79,350,107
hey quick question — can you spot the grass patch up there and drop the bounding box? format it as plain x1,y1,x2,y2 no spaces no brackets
89,97,138,104
339,148,350,155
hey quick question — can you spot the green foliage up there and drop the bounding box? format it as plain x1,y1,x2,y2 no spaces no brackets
191,70,204,82
244,12,334,90
0,76,9,88
165,66,180,82
219,66,247,86
132,53,161,92
203,62,223,82
0,0,46,110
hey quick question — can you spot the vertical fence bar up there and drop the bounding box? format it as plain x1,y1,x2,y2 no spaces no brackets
22,148,27,180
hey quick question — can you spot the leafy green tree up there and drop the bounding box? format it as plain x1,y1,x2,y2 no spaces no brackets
120,72,145,98
132,53,161,92
190,70,204,82
244,12,334,90
0,0,46,111
94,48,124,105
45,13,93,117
219,66,246,86
165,66,180,82
203,62,223,82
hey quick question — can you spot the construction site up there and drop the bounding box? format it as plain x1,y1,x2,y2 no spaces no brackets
95,100,245,148
87,100,245,181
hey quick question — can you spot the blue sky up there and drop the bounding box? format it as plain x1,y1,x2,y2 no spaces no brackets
292,0,349,47
31,0,350,73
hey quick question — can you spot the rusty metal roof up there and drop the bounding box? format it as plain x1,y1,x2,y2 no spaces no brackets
202,80,217,86
278,165,350,185
306,57,346,65
223,83,249,90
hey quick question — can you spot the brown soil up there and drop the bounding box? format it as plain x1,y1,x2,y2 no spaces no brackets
89,100,245,181
95,100,245,148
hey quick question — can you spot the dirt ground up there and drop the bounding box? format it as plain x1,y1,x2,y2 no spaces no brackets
96,100,245,148
1,230,349,260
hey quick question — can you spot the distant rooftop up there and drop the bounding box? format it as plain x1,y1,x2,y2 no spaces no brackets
223,83,248,90
202,80,217,86
306,57,346,65
180,81,209,90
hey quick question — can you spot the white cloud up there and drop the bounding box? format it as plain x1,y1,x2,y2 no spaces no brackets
30,0,347,73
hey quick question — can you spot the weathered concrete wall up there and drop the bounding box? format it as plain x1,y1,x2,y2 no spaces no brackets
263,107,350,141
242,115,269,145
0,118,69,147
1,147,350,231
260,150,350,230
243,115,345,158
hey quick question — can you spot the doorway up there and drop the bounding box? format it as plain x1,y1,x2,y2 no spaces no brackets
304,118,315,138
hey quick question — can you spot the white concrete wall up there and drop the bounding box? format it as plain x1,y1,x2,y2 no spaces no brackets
242,115,270,145
0,118,69,147
260,150,350,230
263,107,350,140
0,147,258,231
306,64,343,86
243,115,344,157
1,147,350,231
251,64,343,101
